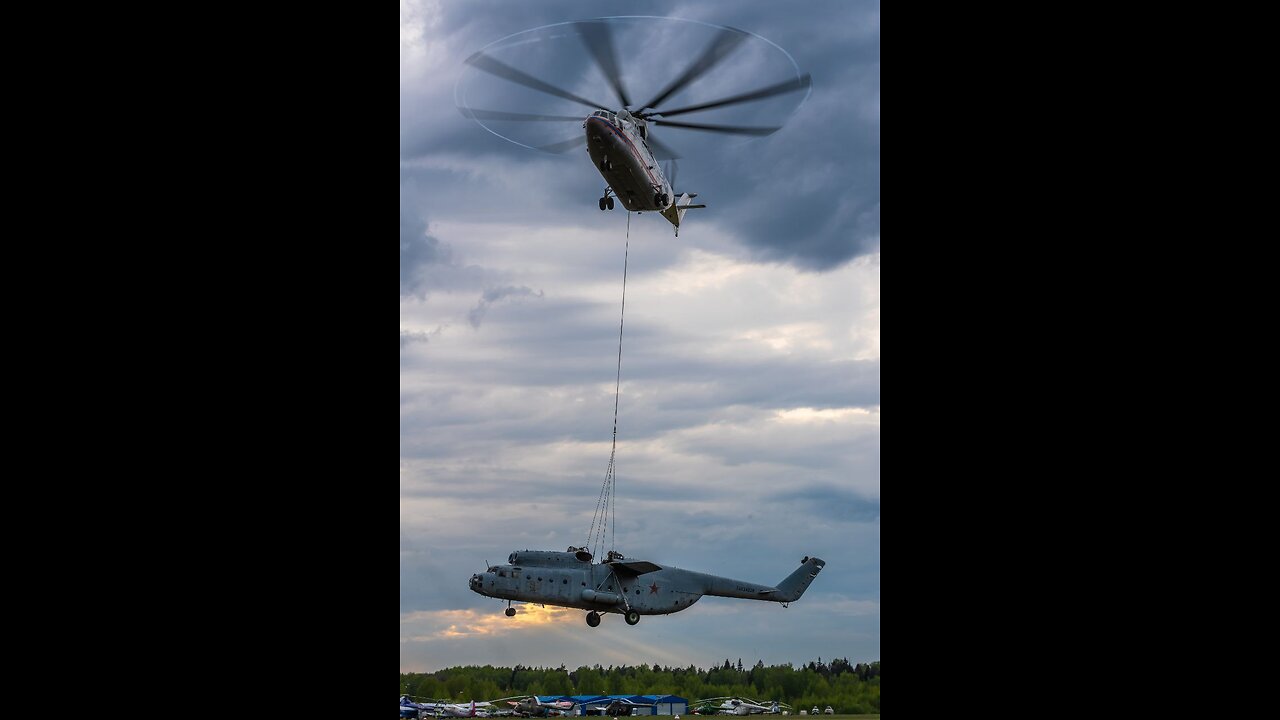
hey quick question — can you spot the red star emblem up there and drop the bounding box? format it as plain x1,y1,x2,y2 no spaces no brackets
649,582,660,594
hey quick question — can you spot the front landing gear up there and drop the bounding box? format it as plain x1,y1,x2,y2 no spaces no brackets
586,611,601,627
625,610,640,626
505,601,515,617
599,188,615,211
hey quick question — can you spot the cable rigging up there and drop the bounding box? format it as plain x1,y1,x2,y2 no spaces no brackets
585,213,630,562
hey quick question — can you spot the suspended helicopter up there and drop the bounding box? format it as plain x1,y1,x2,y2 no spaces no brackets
457,18,811,236
469,548,824,627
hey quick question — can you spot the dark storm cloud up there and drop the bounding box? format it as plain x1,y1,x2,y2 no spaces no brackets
654,4,881,269
402,0,879,270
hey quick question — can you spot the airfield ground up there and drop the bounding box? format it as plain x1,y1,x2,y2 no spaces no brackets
780,716,878,720
691,712,880,717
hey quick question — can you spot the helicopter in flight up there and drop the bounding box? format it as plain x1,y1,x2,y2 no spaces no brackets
469,548,825,627
458,19,811,236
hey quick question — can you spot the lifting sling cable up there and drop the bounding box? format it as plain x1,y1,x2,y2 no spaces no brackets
586,213,630,560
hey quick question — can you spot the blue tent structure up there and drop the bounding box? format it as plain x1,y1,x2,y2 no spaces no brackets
618,696,656,716
641,696,688,716
564,693,687,716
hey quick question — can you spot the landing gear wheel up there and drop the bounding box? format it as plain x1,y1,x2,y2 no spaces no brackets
625,610,640,625
505,607,516,617
654,193,662,206
586,611,601,627
599,197,607,211
606,197,614,210
660,193,669,206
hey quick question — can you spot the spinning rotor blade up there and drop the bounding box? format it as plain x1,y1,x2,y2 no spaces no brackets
639,26,748,111
465,50,610,110
653,74,812,118
537,135,589,153
575,20,631,109
459,107,585,122
646,134,682,160
651,119,780,136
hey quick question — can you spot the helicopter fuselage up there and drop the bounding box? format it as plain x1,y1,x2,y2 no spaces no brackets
584,111,672,213
469,549,825,626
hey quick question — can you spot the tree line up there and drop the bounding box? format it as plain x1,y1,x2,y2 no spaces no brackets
399,659,880,715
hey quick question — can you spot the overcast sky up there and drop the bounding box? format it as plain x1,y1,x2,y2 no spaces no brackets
401,0,879,674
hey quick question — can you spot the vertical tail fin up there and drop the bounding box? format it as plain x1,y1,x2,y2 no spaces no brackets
660,193,706,236
775,556,825,602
